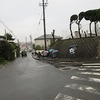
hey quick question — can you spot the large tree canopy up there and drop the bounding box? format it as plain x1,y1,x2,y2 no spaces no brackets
70,14,78,38
70,8,100,38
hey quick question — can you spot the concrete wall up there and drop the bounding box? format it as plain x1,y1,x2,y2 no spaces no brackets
52,37,100,59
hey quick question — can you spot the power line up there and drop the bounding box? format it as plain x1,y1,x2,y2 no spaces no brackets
46,0,48,4
0,20,17,39
34,14,43,38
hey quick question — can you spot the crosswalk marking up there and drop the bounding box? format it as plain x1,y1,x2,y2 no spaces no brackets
55,64,100,100
83,66,100,68
71,76,100,83
79,72,100,76
65,84,100,95
83,63,100,66
79,68,100,71
78,68,87,71
91,69,100,71
54,93,83,100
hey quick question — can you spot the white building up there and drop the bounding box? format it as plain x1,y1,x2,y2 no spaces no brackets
34,34,62,49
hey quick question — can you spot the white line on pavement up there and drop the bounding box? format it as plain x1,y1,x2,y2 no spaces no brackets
79,68,100,71
91,69,100,71
65,84,100,95
78,68,87,71
54,93,83,100
71,76,100,83
83,66,100,68
79,72,100,76
83,63,100,66
37,64,50,68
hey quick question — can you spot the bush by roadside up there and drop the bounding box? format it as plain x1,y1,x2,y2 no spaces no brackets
0,56,8,66
0,41,20,61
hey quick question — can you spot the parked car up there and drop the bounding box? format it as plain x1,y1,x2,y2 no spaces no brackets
21,50,27,57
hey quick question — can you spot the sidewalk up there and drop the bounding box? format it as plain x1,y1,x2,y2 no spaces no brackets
32,56,83,68
32,55,100,68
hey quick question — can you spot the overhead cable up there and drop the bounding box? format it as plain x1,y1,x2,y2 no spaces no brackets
0,20,17,39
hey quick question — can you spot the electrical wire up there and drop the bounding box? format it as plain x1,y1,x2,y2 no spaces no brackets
34,14,43,38
0,20,17,39
34,0,48,39
46,0,48,4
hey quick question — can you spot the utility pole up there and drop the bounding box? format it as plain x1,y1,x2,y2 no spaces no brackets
5,29,7,41
25,37,28,50
29,35,33,50
40,0,48,50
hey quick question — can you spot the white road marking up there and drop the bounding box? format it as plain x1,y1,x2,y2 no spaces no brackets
83,66,100,68
37,64,50,68
65,84,100,95
91,69,100,71
89,77,100,83
71,76,86,81
79,68,100,71
78,68,87,71
79,72,100,76
54,93,83,100
71,76,100,83
83,63,100,66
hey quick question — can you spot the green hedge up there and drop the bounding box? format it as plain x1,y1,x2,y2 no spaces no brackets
0,41,17,60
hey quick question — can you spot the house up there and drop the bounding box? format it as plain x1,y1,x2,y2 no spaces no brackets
34,34,62,49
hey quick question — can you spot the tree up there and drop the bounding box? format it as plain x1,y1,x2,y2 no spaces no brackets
84,10,93,37
77,12,85,38
35,45,42,50
51,29,55,43
4,33,15,41
94,9,100,36
84,9,100,37
70,14,78,38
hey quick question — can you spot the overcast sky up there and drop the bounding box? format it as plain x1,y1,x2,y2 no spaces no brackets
0,0,100,42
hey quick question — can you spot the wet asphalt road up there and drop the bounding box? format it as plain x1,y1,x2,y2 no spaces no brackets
0,53,73,100
0,53,100,100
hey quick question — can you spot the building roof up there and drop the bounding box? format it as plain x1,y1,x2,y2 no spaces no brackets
34,34,62,40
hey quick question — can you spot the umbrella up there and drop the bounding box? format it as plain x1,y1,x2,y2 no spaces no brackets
69,45,78,48
49,49,54,53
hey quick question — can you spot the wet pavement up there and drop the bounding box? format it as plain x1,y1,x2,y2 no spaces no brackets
0,53,100,100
